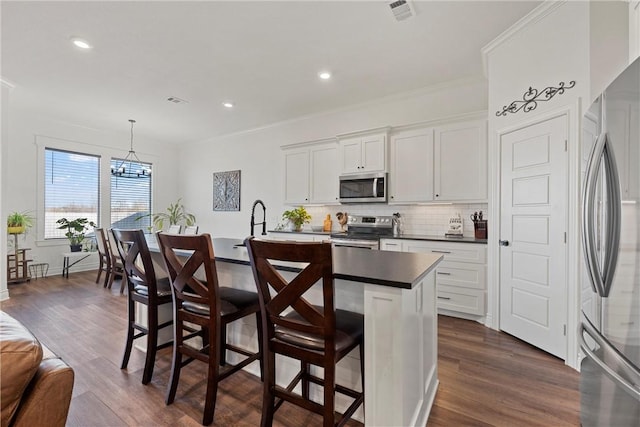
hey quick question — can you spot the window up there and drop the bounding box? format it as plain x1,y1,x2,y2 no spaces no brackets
44,148,100,239
110,158,152,230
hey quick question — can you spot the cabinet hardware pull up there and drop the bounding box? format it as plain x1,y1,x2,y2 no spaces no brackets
431,250,451,254
437,271,451,275
437,296,451,300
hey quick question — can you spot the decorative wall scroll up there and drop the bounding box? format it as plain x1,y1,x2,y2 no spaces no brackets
496,81,576,117
213,170,241,211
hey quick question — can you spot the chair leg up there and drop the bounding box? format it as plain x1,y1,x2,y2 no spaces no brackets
255,312,264,381
166,318,183,405
323,363,335,427
96,257,104,284
119,272,127,294
260,350,276,427
142,305,158,385
219,322,227,366
120,297,136,369
106,265,115,289
202,325,221,426
301,361,310,399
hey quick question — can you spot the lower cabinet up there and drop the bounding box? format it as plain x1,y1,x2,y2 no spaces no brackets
266,232,327,242
380,239,487,318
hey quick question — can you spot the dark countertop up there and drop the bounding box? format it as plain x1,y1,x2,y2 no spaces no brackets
147,236,441,290
383,234,488,244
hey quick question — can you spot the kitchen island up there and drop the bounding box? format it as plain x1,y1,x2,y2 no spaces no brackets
148,236,442,427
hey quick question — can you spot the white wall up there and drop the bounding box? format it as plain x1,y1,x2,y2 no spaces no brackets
179,78,489,240
483,0,629,369
1,81,11,300
3,103,181,285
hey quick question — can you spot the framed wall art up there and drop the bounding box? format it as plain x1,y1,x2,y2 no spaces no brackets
213,170,241,211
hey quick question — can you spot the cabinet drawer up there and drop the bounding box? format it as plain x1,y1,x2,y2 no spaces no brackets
403,240,486,264
435,261,486,290
437,285,485,316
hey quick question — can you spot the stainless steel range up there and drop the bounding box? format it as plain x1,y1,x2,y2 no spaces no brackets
330,215,393,250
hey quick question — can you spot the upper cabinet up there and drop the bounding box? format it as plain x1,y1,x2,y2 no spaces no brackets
283,140,339,205
433,120,488,202
389,127,434,203
338,128,388,174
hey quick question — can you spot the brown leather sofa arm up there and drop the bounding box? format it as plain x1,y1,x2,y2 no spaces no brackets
10,358,74,427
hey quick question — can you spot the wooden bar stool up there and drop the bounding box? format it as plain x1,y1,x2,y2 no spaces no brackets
156,232,263,426
245,237,364,427
111,229,174,385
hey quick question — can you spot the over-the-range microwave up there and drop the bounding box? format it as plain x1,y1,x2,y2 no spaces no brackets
338,172,387,203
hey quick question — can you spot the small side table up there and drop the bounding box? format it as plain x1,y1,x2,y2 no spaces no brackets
62,251,95,278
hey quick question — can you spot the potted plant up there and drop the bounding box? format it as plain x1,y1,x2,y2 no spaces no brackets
56,217,96,252
137,198,196,232
282,206,311,232
7,211,34,235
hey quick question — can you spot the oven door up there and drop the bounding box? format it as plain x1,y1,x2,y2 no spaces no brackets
330,238,379,250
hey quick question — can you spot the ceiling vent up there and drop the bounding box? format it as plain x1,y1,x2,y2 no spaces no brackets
388,0,415,21
167,96,188,105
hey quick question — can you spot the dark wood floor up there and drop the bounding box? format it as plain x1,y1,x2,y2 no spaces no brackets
1,271,580,426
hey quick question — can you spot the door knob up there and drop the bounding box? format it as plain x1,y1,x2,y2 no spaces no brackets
499,240,510,247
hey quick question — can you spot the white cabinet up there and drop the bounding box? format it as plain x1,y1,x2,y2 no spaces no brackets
338,130,387,174
380,239,487,317
267,232,325,242
433,120,487,202
283,141,339,205
388,127,434,203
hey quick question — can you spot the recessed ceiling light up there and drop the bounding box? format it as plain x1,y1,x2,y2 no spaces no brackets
222,102,234,108
318,71,331,80
71,37,92,49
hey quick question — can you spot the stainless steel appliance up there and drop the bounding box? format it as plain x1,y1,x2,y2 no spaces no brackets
330,215,393,250
580,57,640,426
338,172,387,203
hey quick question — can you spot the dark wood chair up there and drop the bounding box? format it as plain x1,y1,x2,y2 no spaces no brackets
156,232,263,426
245,237,364,427
94,228,111,287
111,229,173,385
107,230,127,294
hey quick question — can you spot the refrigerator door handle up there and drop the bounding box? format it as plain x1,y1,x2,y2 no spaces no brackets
582,132,607,296
600,135,621,297
580,314,640,401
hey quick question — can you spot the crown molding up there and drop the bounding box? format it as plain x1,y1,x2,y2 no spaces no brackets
481,0,567,76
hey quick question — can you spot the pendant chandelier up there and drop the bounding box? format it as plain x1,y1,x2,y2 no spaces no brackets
111,119,151,178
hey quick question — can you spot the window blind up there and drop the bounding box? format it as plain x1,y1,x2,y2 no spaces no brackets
44,148,100,239
110,158,152,231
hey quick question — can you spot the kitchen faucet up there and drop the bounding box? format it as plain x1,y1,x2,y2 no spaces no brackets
250,199,267,237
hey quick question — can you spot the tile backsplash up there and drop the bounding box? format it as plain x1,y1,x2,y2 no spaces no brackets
303,203,488,237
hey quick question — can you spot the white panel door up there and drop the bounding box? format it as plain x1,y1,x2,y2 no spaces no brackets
500,114,568,359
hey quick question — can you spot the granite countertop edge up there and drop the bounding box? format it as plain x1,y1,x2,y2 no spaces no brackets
384,234,488,244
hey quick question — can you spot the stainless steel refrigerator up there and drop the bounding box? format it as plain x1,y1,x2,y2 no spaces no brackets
580,57,640,426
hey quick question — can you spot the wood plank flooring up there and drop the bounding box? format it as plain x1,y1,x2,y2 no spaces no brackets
1,271,580,426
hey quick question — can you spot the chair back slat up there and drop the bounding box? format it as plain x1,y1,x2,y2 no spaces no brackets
245,238,335,344
95,228,111,262
156,232,220,310
111,229,159,297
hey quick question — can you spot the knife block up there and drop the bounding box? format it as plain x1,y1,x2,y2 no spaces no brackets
474,220,487,240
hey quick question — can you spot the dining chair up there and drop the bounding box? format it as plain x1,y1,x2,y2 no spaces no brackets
94,228,111,287
106,230,127,293
245,237,364,427
111,229,174,385
182,225,199,235
167,224,181,234
156,232,263,426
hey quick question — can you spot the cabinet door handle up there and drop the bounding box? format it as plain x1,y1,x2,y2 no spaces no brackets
437,296,451,300
437,271,451,275
499,240,510,247
431,250,451,254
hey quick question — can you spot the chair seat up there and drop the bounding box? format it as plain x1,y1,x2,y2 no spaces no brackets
182,287,259,317
275,307,364,352
133,277,172,297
